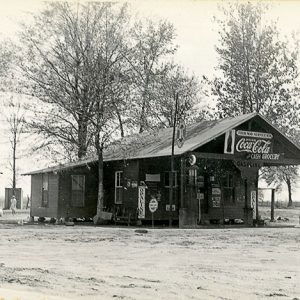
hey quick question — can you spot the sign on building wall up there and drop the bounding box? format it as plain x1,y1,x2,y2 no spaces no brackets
212,196,221,208
138,187,146,219
145,174,161,182
235,130,273,154
224,130,236,154
212,187,221,208
251,190,257,219
176,121,186,148
224,130,281,161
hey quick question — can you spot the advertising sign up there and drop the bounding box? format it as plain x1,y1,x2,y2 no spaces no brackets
212,188,221,195
224,130,236,154
225,130,281,161
149,199,158,213
212,196,221,208
138,187,146,219
176,121,186,148
251,190,257,219
235,130,273,154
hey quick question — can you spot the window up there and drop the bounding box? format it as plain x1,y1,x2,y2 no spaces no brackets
71,175,85,207
115,171,123,204
164,171,178,187
222,173,235,204
42,173,49,207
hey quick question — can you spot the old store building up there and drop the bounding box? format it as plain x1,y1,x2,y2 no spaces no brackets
24,112,300,227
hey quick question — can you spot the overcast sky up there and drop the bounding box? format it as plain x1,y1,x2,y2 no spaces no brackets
0,0,299,199
1,0,300,79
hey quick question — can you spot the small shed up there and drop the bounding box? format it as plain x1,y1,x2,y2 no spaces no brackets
23,112,300,226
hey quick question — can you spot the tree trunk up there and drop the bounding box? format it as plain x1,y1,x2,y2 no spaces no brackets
139,82,149,133
12,129,16,194
77,116,88,159
116,109,124,138
287,178,293,207
139,103,146,133
97,147,104,214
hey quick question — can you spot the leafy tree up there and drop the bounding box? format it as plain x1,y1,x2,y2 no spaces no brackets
213,2,300,123
212,2,300,205
261,166,298,207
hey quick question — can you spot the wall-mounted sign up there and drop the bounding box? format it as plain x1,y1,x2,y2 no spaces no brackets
235,130,273,154
176,121,186,148
234,159,263,169
251,190,257,219
224,130,236,154
197,193,204,200
149,199,158,213
246,153,281,161
145,174,161,182
138,187,146,219
212,196,221,207
212,188,221,195
237,131,273,139
211,183,220,188
166,205,176,211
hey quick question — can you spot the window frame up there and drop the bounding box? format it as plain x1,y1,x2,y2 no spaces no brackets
115,171,123,204
41,173,49,208
222,173,235,205
71,175,85,207
164,171,178,188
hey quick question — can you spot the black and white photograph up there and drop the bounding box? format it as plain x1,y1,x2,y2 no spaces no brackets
0,0,299,299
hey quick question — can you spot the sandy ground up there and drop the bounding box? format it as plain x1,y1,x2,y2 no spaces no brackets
0,208,299,300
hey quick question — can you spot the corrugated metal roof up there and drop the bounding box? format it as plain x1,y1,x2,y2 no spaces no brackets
23,112,258,175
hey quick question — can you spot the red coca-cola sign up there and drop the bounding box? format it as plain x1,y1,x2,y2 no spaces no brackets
235,130,273,154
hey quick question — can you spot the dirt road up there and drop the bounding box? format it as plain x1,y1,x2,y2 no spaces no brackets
0,224,299,300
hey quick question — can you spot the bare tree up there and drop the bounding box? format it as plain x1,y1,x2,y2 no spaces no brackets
152,64,201,128
125,19,177,133
19,2,122,160
19,2,133,221
1,97,25,194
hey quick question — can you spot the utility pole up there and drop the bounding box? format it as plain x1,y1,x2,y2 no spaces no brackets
169,92,179,227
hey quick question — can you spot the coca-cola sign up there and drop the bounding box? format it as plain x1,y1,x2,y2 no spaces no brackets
235,130,273,154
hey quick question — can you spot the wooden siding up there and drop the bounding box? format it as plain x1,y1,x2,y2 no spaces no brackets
30,173,59,218
103,158,180,222
196,116,300,162
58,165,98,219
182,158,256,223
139,157,180,221
103,160,139,218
